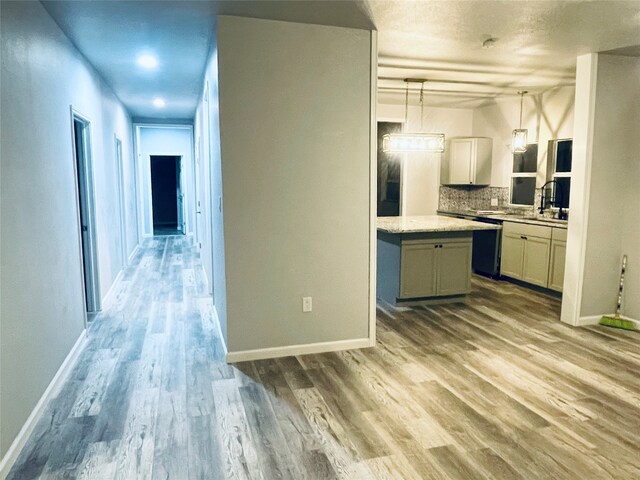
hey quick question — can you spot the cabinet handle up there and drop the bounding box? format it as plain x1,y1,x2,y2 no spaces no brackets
521,235,527,240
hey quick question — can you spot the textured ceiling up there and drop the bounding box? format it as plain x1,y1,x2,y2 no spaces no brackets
41,0,640,117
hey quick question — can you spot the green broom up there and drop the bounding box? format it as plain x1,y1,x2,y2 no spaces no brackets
599,255,636,330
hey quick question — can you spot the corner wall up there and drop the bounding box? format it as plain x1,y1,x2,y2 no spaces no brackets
0,1,137,461
564,54,640,324
194,45,228,340
216,16,374,357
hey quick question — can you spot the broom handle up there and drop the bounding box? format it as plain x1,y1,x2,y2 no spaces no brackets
615,255,627,318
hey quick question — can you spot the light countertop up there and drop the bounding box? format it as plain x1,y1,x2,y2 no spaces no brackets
377,215,501,234
437,209,568,229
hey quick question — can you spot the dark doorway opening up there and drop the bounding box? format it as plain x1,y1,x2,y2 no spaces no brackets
151,155,184,236
72,114,100,315
377,122,402,216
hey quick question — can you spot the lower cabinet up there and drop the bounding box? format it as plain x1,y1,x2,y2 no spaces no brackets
548,228,567,292
400,238,472,299
500,221,566,290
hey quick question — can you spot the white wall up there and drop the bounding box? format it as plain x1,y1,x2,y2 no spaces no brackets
195,47,228,339
472,86,575,187
217,16,374,356
563,54,640,324
135,126,195,237
377,103,474,215
0,0,137,460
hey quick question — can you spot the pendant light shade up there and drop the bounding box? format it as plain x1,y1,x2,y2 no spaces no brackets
511,91,528,153
383,79,445,154
382,133,445,153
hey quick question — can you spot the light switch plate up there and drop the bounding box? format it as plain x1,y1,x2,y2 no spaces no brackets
490,197,498,206
302,297,312,313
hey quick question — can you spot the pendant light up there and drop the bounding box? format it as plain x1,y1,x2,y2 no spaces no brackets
382,79,445,153
512,91,528,153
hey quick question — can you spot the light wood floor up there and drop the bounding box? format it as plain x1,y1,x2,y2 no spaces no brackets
7,237,640,479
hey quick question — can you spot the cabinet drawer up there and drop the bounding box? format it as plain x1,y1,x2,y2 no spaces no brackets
503,221,552,239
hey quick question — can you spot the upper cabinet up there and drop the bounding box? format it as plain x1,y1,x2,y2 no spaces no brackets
441,137,492,185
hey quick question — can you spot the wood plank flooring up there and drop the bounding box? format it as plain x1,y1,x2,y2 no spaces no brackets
7,236,640,479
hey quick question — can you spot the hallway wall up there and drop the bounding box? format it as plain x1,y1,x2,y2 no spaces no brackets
0,1,137,461
216,16,374,356
195,46,227,340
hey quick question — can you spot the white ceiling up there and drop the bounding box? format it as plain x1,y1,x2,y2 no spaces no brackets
42,0,640,118
373,1,640,108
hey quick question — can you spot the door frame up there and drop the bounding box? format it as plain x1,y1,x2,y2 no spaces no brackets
70,106,101,318
133,124,194,237
114,135,127,266
148,153,185,234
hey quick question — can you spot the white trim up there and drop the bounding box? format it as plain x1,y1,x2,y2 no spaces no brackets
127,244,141,265
213,305,228,356
575,315,602,326
101,244,141,309
226,338,372,363
369,30,378,347
0,332,88,478
561,54,598,326
70,107,101,317
577,314,639,328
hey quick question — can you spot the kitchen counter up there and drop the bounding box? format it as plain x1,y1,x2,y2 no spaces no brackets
437,209,568,229
377,215,501,234
377,216,499,306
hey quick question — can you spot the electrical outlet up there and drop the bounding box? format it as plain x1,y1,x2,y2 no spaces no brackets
302,297,312,313
490,197,498,207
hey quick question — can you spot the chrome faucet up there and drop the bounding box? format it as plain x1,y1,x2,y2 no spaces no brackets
539,180,567,219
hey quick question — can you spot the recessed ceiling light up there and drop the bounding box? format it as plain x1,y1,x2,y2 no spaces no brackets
153,97,165,108
137,54,158,69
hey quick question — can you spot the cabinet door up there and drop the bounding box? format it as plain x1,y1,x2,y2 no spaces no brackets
400,243,437,298
522,236,551,287
437,242,472,295
449,139,473,184
548,240,566,292
500,233,524,279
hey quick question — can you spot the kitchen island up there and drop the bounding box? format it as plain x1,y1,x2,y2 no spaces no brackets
377,215,500,305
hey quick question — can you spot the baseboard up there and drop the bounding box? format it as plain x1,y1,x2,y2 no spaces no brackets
0,331,88,479
127,244,141,265
226,337,373,363
576,314,639,327
575,314,602,326
102,244,140,309
212,305,227,356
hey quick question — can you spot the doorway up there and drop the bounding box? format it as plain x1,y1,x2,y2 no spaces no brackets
115,136,127,266
377,121,403,216
72,112,100,315
150,155,184,235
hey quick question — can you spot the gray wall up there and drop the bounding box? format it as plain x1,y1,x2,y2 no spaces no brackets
197,46,228,338
580,54,640,319
216,16,373,353
0,1,137,458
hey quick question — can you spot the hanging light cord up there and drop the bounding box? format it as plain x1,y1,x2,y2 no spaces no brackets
404,81,409,126
420,82,425,131
518,91,524,129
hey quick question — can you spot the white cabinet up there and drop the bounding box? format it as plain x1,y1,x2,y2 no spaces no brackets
500,222,567,290
548,228,567,292
441,137,492,185
400,238,472,299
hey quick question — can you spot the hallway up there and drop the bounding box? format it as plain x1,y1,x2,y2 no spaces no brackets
7,238,640,479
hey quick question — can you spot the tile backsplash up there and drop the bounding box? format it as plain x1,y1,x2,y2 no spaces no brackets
438,186,543,214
